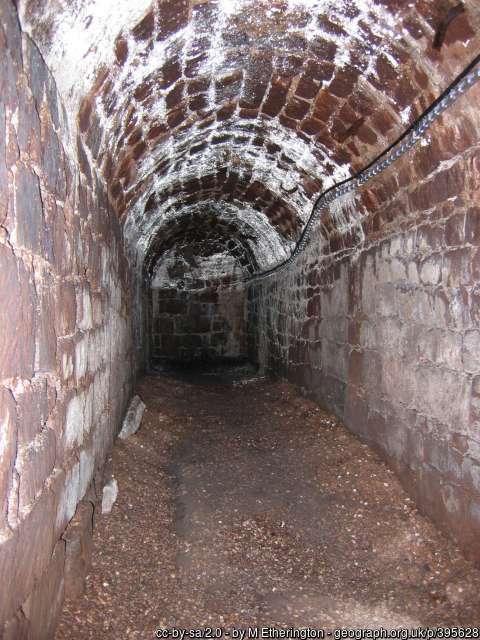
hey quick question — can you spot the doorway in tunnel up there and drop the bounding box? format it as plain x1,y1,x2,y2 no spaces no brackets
141,208,264,369
146,251,248,367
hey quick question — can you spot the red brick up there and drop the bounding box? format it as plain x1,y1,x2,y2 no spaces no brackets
132,9,154,41
329,68,360,98
147,122,168,140
300,118,324,136
295,75,319,100
313,90,339,122
114,36,128,65
167,106,187,129
189,94,208,111
166,81,185,110
284,96,310,120
158,0,189,40
217,102,236,122
78,95,93,133
262,78,290,118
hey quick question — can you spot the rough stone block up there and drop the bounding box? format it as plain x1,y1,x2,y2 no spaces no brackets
13,166,44,255
54,282,77,337
16,78,42,166
55,464,80,536
74,335,89,382
77,286,93,331
445,213,466,247
0,245,35,379
22,540,65,640
64,393,85,451
6,489,56,621
101,478,118,514
442,248,472,287
118,395,145,439
462,330,480,374
23,36,47,108
416,366,470,425
35,273,57,373
63,500,93,600
56,338,75,383
419,254,442,285
15,380,49,448
17,429,56,512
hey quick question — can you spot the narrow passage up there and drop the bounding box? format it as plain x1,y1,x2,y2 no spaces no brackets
56,367,480,637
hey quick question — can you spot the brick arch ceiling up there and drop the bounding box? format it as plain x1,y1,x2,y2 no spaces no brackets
18,0,480,275
143,205,263,280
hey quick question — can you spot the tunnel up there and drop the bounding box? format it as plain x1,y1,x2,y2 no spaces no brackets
1,0,480,635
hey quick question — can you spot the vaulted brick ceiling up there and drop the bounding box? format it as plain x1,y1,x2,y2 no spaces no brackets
18,0,480,277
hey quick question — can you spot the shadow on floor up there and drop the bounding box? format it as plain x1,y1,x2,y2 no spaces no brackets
150,358,262,386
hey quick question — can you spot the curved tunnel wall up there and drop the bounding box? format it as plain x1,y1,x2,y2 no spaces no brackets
248,76,480,562
0,4,133,636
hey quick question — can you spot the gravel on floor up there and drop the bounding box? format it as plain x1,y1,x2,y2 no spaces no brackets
55,367,480,638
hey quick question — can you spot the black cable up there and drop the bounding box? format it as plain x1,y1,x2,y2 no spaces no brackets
246,51,480,284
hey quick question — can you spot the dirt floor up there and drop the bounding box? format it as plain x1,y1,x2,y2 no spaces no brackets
55,364,480,638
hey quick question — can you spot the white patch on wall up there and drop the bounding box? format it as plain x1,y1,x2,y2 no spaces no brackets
56,462,80,530
79,447,95,500
0,405,11,461
7,471,20,529
328,189,361,235
18,0,152,128
62,351,74,379
83,386,94,440
78,288,93,332
93,368,108,417
64,393,85,450
0,527,13,545
75,335,89,381
400,106,412,125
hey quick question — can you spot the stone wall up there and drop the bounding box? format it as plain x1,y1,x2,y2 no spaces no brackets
0,3,133,637
150,282,247,365
248,81,480,562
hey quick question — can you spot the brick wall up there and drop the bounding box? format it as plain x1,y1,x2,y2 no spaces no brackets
0,3,133,637
248,82,480,562
149,282,247,365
